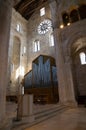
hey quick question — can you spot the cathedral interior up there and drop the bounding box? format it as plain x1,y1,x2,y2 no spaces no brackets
0,0,86,129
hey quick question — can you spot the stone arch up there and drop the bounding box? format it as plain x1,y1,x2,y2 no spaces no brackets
65,33,86,105
65,31,86,58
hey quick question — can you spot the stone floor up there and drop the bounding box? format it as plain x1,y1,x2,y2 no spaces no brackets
6,102,86,130
25,107,86,130
6,102,60,118
6,102,17,119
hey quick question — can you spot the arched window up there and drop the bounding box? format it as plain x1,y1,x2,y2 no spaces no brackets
49,33,54,46
62,12,70,26
23,46,26,54
70,9,79,23
79,52,86,65
16,23,22,32
33,40,40,52
40,7,45,16
78,5,86,19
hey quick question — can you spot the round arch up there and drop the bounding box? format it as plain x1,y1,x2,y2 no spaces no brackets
64,31,86,57
65,34,86,105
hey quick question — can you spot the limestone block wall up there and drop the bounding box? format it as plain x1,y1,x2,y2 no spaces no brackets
58,19,86,102
47,0,85,104
27,2,55,72
7,8,28,95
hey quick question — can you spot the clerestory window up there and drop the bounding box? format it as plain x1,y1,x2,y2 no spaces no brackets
33,40,40,52
40,7,45,16
49,33,54,46
79,52,86,65
16,23,21,32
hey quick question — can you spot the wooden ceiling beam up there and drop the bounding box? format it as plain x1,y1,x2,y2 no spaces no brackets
24,0,47,16
18,0,35,10
15,0,48,20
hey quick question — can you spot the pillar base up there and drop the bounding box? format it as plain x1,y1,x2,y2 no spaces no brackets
59,100,78,108
22,114,35,123
0,118,12,130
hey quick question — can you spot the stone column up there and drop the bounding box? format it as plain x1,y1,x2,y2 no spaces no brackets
0,0,13,125
64,56,77,106
48,0,67,103
49,0,77,106
54,28,68,104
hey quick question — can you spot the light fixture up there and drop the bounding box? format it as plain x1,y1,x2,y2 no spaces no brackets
67,22,70,26
60,24,64,29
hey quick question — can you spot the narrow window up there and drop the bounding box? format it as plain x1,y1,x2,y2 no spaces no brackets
49,34,54,46
16,23,21,32
79,52,86,65
24,46,26,53
33,40,40,52
40,7,45,16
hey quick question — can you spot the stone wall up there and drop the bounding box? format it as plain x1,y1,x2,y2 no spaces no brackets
7,0,86,105
7,4,56,95
56,1,86,104
27,2,55,72
49,0,86,105
7,8,28,95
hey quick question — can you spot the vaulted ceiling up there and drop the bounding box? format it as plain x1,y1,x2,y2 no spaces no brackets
14,0,48,20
